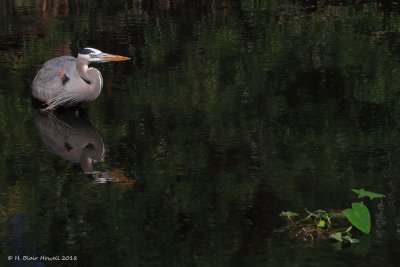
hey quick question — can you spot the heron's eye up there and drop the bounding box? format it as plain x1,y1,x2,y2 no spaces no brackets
89,53,96,58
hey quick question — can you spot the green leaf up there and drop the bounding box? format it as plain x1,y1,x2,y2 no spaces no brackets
351,189,385,200
314,209,326,213
322,213,331,224
344,202,371,234
329,232,343,242
317,220,325,228
305,209,319,218
279,211,299,220
342,235,360,244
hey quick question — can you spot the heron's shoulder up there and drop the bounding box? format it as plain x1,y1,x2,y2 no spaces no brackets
44,56,76,64
59,56,77,61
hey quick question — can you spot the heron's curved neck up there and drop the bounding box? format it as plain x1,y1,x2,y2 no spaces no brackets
76,60,93,83
76,60,103,101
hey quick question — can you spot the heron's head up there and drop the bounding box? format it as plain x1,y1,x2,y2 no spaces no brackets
78,47,130,63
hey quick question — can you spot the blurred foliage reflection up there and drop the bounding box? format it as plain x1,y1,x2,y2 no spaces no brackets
1,0,400,266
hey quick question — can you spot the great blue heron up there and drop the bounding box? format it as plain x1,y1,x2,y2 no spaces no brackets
32,47,130,110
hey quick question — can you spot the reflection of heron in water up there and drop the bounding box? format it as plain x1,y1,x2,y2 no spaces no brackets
33,109,134,184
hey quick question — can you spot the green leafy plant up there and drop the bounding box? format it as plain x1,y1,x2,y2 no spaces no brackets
278,189,385,244
351,189,385,200
343,189,385,234
343,202,371,234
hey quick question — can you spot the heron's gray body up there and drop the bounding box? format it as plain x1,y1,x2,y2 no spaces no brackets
32,55,102,110
32,48,129,110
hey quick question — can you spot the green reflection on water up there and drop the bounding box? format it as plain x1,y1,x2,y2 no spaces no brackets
1,1,400,266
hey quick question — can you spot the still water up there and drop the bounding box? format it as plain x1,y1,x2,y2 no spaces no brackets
1,0,400,266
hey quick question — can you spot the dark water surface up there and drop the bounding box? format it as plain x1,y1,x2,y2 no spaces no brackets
1,0,400,266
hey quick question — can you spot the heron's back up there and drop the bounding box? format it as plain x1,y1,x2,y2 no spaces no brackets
32,56,80,103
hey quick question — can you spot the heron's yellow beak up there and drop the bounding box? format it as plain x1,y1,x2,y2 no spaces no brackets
101,53,130,62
